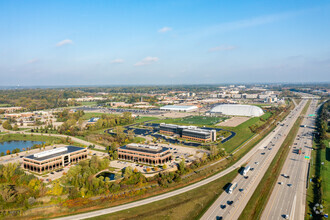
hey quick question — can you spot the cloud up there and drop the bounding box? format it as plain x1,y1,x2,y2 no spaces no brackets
56,39,73,47
158,27,172,33
27,59,39,64
209,45,236,52
134,57,159,66
110,59,124,64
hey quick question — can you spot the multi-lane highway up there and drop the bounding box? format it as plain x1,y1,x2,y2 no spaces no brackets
261,98,318,220
56,100,306,220
201,99,308,220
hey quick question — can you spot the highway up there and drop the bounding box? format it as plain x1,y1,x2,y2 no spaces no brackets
261,98,318,220
201,99,308,220
55,100,305,220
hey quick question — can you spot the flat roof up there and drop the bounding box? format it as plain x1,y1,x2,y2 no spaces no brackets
24,146,85,161
119,143,169,154
160,105,198,110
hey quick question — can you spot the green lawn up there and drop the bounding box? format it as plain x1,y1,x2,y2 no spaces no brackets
0,104,12,107
322,140,330,214
152,116,227,126
79,101,98,106
135,116,159,124
89,169,239,220
81,112,107,120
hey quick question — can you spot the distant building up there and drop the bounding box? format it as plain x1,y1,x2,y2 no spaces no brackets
160,105,198,112
210,104,264,117
23,146,87,173
4,112,34,118
159,123,216,142
118,143,172,165
88,117,100,123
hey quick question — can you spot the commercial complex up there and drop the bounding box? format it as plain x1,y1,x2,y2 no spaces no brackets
210,104,264,117
118,143,172,165
159,123,216,142
23,146,87,173
160,105,198,112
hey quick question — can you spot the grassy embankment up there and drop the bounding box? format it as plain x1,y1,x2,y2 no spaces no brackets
89,169,239,220
306,137,330,218
239,100,311,220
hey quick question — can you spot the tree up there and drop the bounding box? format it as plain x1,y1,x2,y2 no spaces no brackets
2,120,12,130
178,159,185,173
6,150,11,155
162,164,167,169
13,124,19,131
146,167,151,172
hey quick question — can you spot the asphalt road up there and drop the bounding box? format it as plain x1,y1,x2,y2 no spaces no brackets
261,98,318,220
55,100,305,220
201,99,308,220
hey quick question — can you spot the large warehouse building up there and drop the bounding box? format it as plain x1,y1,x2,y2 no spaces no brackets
159,123,216,142
210,104,264,117
160,105,198,112
23,146,87,173
118,143,172,165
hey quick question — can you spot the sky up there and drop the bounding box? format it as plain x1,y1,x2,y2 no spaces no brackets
0,0,330,86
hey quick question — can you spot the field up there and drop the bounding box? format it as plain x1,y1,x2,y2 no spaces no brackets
89,169,239,220
81,112,107,120
0,104,12,107
79,101,98,106
153,116,227,126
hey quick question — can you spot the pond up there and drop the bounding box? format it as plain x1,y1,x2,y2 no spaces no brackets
0,140,44,155
96,171,116,181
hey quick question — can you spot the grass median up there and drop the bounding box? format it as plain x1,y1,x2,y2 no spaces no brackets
238,100,311,220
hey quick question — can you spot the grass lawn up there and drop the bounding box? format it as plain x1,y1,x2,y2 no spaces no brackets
152,116,227,126
0,104,12,107
135,116,159,124
81,112,107,120
79,101,98,106
89,169,239,220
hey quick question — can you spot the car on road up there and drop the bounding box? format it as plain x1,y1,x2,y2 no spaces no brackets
239,188,244,192
283,214,289,219
220,205,226,209
255,162,259,165
244,176,249,179
261,152,265,155
250,168,254,171
227,200,234,205
279,182,283,185
287,184,292,187
50,172,54,174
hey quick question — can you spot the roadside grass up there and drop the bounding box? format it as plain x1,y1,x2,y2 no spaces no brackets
89,169,239,220
306,137,330,218
238,100,310,220
322,139,330,214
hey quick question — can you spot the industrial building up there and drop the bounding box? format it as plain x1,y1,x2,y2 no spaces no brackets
160,105,198,112
118,143,172,165
23,146,87,173
210,104,264,117
159,123,216,142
